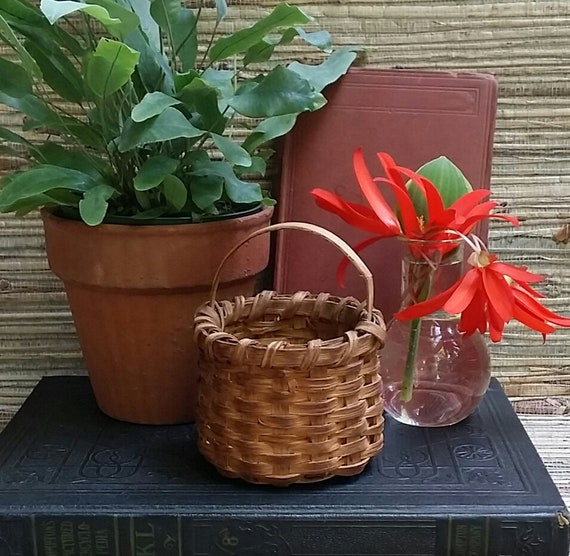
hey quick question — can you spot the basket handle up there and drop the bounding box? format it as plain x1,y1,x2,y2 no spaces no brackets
210,222,375,319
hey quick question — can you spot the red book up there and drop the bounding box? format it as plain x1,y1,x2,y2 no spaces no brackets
275,68,498,320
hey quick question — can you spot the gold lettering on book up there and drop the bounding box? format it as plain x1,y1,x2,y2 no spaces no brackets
77,522,93,555
454,524,468,554
61,521,76,556
452,523,485,555
469,524,483,552
134,522,156,556
95,527,112,555
43,520,58,556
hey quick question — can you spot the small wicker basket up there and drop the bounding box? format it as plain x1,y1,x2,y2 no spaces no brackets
193,222,386,486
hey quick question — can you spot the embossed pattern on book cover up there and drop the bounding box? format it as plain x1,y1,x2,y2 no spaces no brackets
0,377,568,555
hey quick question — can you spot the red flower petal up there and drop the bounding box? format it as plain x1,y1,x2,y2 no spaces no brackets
393,166,447,222
395,282,459,321
459,289,487,335
481,267,514,322
442,268,480,314
353,148,401,234
449,189,491,219
423,208,457,231
459,200,501,220
513,280,546,299
373,177,420,236
512,303,556,338
311,188,397,236
490,261,544,284
450,198,520,233
336,236,384,287
512,287,570,327
377,152,408,189
459,211,520,234
486,301,506,342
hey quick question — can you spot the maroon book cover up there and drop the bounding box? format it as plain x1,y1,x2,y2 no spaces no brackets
275,68,498,321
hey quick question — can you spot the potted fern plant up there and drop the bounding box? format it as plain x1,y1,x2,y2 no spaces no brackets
0,0,356,424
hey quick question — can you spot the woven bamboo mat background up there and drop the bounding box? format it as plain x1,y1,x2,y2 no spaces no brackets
0,0,569,428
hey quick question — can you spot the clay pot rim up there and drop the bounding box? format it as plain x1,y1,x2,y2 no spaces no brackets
41,204,273,234
41,204,275,288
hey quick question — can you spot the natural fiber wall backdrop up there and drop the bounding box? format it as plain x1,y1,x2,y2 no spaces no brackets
1,0,569,427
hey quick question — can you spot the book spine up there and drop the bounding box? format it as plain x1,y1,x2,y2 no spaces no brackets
1,514,568,556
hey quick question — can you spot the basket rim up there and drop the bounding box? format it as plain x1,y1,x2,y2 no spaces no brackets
193,289,386,354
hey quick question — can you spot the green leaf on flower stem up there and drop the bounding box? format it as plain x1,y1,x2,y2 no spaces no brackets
86,38,140,98
242,113,297,153
295,28,332,52
118,107,202,151
0,92,56,122
200,68,234,112
209,3,312,63
190,175,224,210
0,14,41,77
288,48,357,93
408,156,473,219
132,92,181,122
0,0,45,24
242,39,277,66
242,27,331,66
236,156,267,177
177,78,226,133
0,57,33,98
189,156,262,205
162,175,187,211
230,66,325,118
134,156,179,191
79,184,117,226
211,133,252,167
12,193,74,216
40,0,139,39
200,68,233,91
173,70,199,93
24,38,85,103
0,92,99,147
221,169,262,204
0,166,97,211
113,0,160,49
113,3,172,93
135,189,152,210
150,0,197,71
34,143,108,179
1,0,86,59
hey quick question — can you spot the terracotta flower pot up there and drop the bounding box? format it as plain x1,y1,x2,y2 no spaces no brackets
41,206,274,425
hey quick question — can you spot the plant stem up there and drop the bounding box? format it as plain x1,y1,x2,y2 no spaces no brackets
398,254,439,402
400,318,421,402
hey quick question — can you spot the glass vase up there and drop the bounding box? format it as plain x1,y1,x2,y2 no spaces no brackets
381,239,491,427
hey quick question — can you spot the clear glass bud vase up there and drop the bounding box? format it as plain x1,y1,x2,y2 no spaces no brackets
381,239,491,427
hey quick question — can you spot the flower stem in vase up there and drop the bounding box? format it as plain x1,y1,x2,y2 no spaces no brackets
398,252,437,402
311,150,570,426
400,318,421,402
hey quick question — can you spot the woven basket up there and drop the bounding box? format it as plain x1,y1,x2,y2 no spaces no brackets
193,222,386,486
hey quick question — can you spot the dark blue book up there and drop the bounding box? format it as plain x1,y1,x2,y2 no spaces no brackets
0,376,568,555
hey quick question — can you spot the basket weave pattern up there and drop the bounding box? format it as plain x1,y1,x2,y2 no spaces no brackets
194,223,386,486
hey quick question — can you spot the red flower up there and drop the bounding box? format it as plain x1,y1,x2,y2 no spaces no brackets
395,251,570,342
311,148,519,283
311,148,518,243
313,148,569,402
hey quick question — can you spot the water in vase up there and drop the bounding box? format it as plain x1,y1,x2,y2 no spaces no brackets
381,316,491,427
